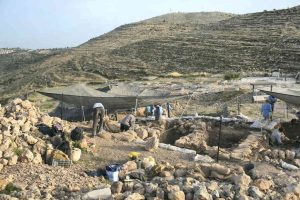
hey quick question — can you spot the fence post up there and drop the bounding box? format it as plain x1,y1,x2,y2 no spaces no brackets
237,97,241,115
216,116,222,163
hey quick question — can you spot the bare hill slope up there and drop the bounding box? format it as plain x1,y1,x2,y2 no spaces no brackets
1,7,300,102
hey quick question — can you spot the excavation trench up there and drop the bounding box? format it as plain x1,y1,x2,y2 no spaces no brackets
160,119,253,150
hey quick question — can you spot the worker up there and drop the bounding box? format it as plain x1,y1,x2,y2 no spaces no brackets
268,95,277,112
154,104,163,121
261,99,272,121
270,127,287,146
296,111,300,121
145,105,152,117
92,103,105,136
120,113,136,131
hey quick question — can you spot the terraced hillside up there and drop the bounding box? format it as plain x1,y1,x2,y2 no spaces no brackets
1,7,300,103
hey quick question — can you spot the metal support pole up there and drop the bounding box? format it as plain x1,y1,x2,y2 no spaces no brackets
134,99,138,115
61,93,63,120
81,106,85,122
286,103,288,119
252,85,255,103
237,97,241,115
167,102,170,118
271,85,273,92
216,116,222,163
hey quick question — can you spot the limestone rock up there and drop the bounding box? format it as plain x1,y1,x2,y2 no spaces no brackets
285,193,298,200
8,155,18,165
123,161,137,172
32,141,47,155
0,175,13,190
271,149,279,159
0,159,8,166
278,150,285,159
21,122,31,132
24,134,38,145
111,181,123,194
248,186,264,199
136,128,148,139
79,138,88,149
193,184,212,200
83,188,112,200
293,159,300,168
231,173,251,188
206,181,219,192
0,139,11,152
286,183,300,196
168,190,185,200
70,148,81,162
286,150,296,160
21,149,34,162
100,132,112,140
174,168,187,177
145,136,159,151
125,193,145,200
40,115,53,126
32,153,43,164
254,179,273,192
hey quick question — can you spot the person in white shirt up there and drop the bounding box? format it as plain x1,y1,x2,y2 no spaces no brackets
120,113,136,131
270,127,286,145
92,103,105,136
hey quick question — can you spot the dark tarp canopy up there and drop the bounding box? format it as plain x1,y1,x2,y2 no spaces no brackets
38,84,189,111
260,88,300,107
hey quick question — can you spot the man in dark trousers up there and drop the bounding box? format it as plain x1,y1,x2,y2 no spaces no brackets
120,113,136,131
92,103,105,136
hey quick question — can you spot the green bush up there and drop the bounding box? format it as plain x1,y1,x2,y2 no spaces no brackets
0,183,21,194
13,148,23,157
224,72,240,80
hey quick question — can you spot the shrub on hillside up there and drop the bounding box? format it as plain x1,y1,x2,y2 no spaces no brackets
224,72,240,80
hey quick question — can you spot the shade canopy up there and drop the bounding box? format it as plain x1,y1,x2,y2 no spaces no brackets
260,88,300,107
38,84,188,111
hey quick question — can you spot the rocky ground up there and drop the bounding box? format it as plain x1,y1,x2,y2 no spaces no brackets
1,94,300,199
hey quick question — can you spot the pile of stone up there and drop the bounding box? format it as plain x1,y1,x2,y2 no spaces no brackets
173,120,209,151
102,119,162,151
104,157,300,200
261,148,300,168
0,98,77,172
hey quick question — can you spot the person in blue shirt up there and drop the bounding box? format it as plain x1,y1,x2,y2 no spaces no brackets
268,95,277,112
261,100,272,120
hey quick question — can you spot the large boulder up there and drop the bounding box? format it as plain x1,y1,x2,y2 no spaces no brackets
125,193,145,200
193,184,212,200
145,136,159,151
231,173,251,188
254,179,273,192
111,181,123,194
20,149,34,162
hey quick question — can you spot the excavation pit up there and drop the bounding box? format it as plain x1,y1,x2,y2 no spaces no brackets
160,119,253,151
207,125,254,148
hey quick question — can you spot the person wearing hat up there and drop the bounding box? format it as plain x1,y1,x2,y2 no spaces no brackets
92,103,105,136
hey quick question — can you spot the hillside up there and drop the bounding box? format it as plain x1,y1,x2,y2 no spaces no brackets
1,7,300,103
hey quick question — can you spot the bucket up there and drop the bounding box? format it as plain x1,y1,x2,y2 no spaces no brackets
106,164,121,182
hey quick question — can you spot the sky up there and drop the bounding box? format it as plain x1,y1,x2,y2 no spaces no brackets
0,0,299,49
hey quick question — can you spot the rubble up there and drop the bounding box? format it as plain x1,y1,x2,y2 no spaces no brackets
0,98,299,199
